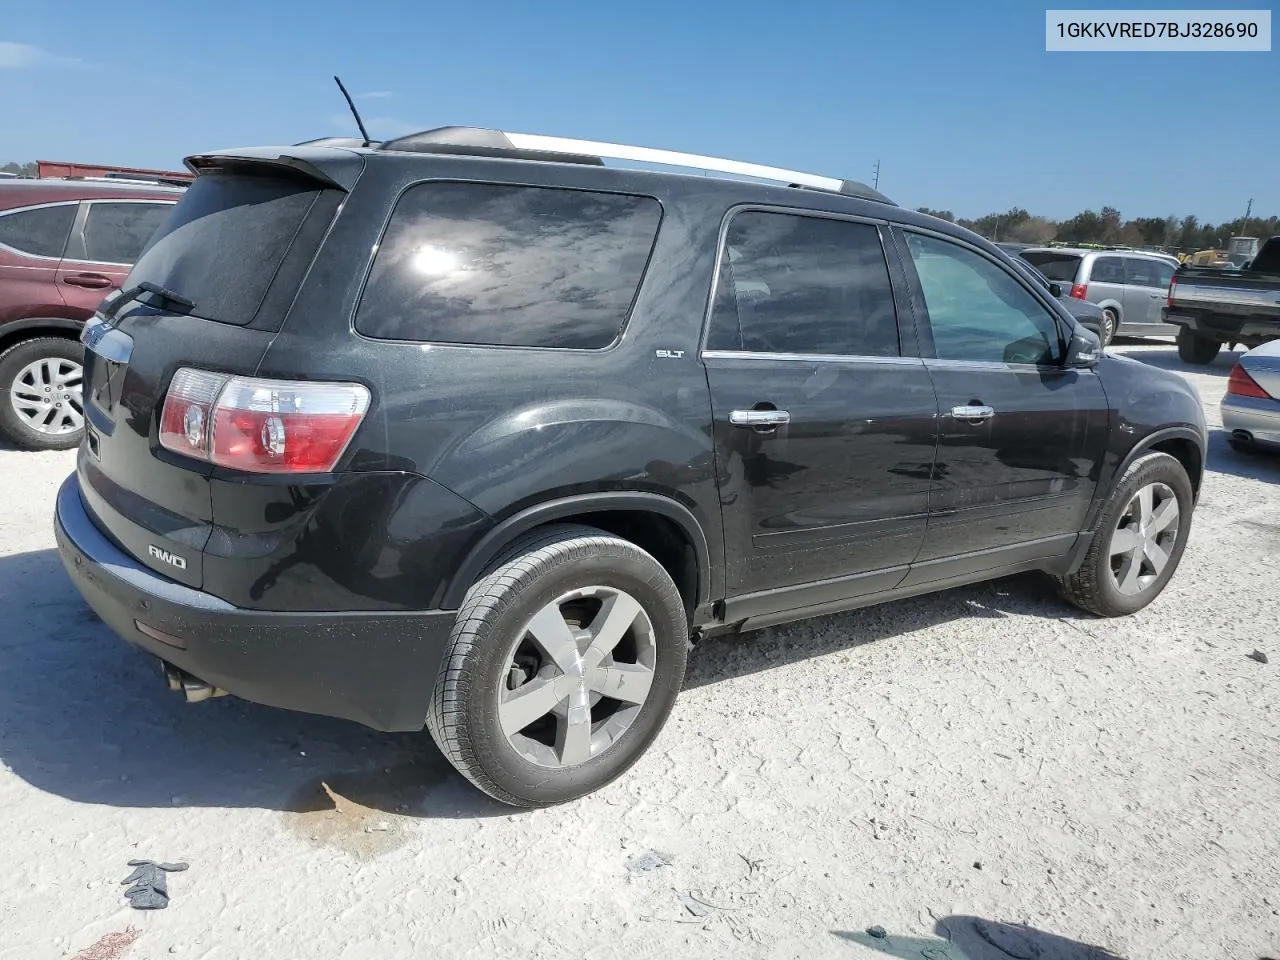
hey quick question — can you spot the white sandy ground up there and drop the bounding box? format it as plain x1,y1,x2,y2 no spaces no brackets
0,343,1276,960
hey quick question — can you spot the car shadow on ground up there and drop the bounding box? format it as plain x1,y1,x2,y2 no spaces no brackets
834,915,1122,959
685,571,1081,690
1,548,1086,818
0,547,508,821
1115,343,1241,377
1205,428,1279,485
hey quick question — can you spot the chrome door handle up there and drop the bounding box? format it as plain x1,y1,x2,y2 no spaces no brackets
950,404,995,423
730,409,790,428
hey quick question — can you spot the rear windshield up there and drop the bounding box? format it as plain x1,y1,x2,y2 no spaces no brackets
1019,252,1082,283
126,172,329,325
355,182,662,349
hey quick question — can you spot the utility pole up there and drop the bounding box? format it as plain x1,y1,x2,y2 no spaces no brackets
872,159,880,190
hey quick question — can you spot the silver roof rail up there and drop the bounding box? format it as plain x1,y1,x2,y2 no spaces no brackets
376,126,893,204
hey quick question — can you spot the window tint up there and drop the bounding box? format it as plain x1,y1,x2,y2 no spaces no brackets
356,183,661,349
0,203,76,258
905,233,1062,365
1089,256,1126,284
1019,251,1080,283
127,172,333,326
707,212,898,356
82,202,173,264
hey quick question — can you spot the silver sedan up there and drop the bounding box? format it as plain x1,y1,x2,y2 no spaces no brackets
1222,340,1280,452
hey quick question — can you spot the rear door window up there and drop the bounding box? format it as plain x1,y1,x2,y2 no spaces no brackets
1126,257,1173,289
126,172,334,326
0,203,76,258
356,182,662,349
81,201,173,264
1089,256,1126,284
706,211,899,356
1019,251,1081,283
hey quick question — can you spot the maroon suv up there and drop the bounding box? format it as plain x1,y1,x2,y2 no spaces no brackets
0,179,182,449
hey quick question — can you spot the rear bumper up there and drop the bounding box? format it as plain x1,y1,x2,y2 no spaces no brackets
1163,309,1280,344
1222,395,1280,447
54,474,455,732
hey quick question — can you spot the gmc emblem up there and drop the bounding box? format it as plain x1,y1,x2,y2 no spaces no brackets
148,545,188,570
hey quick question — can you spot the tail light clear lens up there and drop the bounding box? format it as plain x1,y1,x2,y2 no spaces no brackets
1069,283,1088,300
158,368,228,459
1227,364,1271,400
1168,275,1178,308
159,368,370,473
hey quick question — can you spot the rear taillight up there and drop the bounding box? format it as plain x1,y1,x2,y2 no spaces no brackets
1168,275,1177,308
1227,364,1271,400
159,368,370,473
1069,283,1088,300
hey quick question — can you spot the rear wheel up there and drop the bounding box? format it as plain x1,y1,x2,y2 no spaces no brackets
1058,452,1193,617
0,338,85,451
1176,328,1221,365
426,525,688,807
1099,308,1118,346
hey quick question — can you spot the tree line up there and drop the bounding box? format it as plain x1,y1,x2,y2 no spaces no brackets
1,162,40,178
914,205,1277,253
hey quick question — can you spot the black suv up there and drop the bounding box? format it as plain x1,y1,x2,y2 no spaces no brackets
54,128,1207,807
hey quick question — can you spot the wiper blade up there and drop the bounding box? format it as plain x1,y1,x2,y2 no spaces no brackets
102,281,196,319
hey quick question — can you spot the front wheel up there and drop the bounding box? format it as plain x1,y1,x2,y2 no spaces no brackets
1176,328,1221,365
426,525,689,807
1058,452,1193,617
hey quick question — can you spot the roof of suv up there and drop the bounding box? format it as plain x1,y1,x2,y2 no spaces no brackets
203,126,897,206
0,178,186,212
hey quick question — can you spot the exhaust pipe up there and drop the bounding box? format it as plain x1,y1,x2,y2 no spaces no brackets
1232,429,1254,444
160,661,228,703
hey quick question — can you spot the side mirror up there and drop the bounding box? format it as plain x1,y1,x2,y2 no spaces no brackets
1047,281,1063,298
1066,324,1101,368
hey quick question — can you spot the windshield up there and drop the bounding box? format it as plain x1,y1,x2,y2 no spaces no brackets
1020,251,1082,283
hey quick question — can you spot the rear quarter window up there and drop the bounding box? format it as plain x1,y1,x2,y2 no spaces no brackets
1019,251,1082,283
355,182,662,349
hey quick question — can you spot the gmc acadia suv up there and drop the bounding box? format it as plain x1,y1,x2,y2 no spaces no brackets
0,178,182,449
54,128,1207,807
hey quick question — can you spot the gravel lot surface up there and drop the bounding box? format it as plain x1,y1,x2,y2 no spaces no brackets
1,343,1277,960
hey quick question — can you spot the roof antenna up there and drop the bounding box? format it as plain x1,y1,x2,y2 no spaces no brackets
333,76,372,146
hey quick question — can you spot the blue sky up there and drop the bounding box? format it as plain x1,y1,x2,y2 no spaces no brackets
1,1,1275,223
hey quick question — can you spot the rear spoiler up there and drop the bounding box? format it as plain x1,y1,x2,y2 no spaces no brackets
183,146,365,191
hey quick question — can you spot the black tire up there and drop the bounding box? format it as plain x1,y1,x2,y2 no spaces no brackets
426,524,688,807
1058,452,1194,617
0,337,86,451
1176,328,1221,365
1099,308,1118,346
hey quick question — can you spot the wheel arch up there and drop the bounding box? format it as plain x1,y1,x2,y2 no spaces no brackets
0,318,83,355
1088,426,1205,531
440,492,713,619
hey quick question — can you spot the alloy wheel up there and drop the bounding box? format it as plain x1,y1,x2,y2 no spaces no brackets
9,357,84,436
1108,482,1179,596
498,585,656,768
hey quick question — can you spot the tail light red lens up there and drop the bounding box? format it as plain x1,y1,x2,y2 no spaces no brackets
1069,283,1088,300
1227,364,1271,400
159,369,370,473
